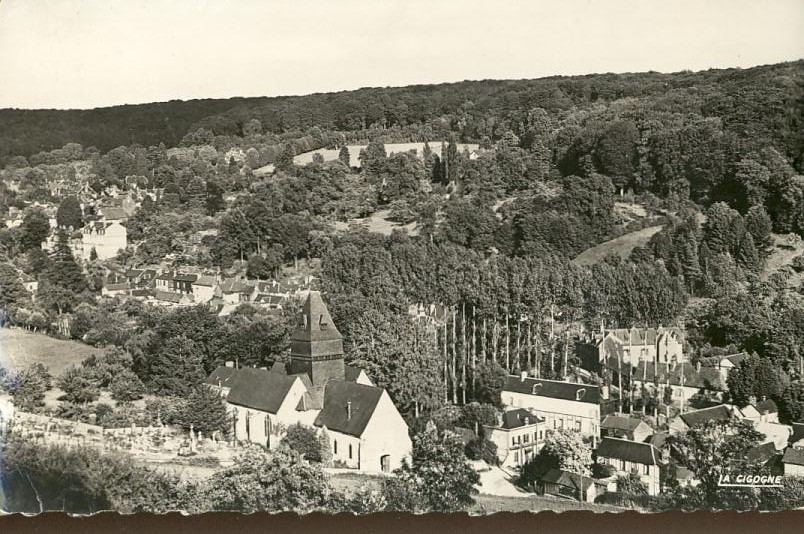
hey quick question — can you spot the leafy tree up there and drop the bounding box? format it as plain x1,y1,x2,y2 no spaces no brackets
18,209,50,251
735,231,760,273
780,382,804,424
726,354,785,407
616,473,649,495
10,365,51,411
147,336,207,396
275,144,295,170
56,196,83,230
521,428,592,485
464,436,499,465
175,386,231,435
200,446,331,512
744,205,773,257
359,139,386,178
281,423,323,462
58,365,100,404
458,402,499,436
0,262,27,309
669,418,764,507
473,361,506,407
109,369,145,402
384,422,479,512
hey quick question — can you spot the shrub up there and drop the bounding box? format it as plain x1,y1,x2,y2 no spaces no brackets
464,437,499,465
281,423,323,462
110,370,145,402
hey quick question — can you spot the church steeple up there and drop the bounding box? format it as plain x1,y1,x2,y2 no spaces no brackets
289,291,345,395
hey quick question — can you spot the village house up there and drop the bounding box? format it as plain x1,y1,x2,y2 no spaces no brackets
125,268,157,288
782,447,804,476
669,404,739,435
578,326,686,369
207,291,412,473
19,272,38,294
790,423,804,448
595,437,662,496
628,360,728,407
501,375,614,441
600,415,653,442
539,468,606,502
482,408,543,469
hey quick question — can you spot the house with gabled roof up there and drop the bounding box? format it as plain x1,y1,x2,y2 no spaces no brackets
207,291,411,473
501,374,614,440
540,468,606,502
670,404,739,435
601,415,653,443
579,326,685,369
483,408,544,468
782,447,804,476
595,437,662,495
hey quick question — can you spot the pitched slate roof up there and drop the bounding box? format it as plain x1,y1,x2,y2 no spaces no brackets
291,291,342,343
541,468,598,492
601,415,649,432
220,278,253,294
790,423,804,445
205,366,239,387
314,380,384,438
755,399,779,414
604,327,683,347
155,290,184,303
503,376,601,404
125,269,143,278
104,282,131,291
603,358,727,391
173,273,198,283
194,275,217,287
225,368,299,414
746,442,778,464
500,408,540,429
679,405,734,428
782,447,804,467
596,437,659,465
344,364,364,383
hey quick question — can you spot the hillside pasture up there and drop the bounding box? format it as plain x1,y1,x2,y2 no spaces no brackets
0,328,102,377
294,142,479,167
572,225,664,266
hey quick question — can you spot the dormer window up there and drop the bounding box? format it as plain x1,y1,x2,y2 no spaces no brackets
531,383,542,395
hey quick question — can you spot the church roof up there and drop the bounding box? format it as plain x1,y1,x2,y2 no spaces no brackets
225,368,299,414
291,291,342,344
314,380,384,438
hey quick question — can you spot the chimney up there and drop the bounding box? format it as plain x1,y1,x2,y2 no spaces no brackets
520,370,528,382
695,361,701,373
225,361,234,368
347,401,352,420
601,384,610,400
748,395,757,406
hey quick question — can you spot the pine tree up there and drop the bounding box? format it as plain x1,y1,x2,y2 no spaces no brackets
735,231,760,273
744,205,774,258
338,146,351,168
46,229,87,294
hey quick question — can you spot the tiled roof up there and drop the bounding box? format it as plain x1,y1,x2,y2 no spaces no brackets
173,273,198,283
679,405,734,428
503,376,601,404
596,437,659,465
225,368,299,414
344,364,365,383
601,415,649,433
314,380,383,438
125,269,143,278
104,282,131,291
782,448,804,467
291,291,343,344
500,408,540,429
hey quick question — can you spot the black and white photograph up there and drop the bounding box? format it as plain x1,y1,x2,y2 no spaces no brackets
0,0,802,520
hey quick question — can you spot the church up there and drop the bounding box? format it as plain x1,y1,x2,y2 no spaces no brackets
205,291,412,473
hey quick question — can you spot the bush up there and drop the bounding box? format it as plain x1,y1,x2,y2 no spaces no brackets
58,365,100,404
281,423,323,462
110,370,145,402
464,437,499,465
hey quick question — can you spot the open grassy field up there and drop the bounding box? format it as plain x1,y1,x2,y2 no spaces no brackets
332,209,419,236
572,225,664,266
471,493,626,514
763,233,803,288
0,328,103,376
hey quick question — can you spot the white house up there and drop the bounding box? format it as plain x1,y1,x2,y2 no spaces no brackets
483,408,543,469
501,375,606,440
80,220,127,261
595,437,662,496
209,291,411,473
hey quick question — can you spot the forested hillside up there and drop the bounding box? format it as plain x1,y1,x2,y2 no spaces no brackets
2,61,802,170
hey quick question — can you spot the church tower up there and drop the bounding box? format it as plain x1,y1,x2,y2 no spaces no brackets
289,291,345,396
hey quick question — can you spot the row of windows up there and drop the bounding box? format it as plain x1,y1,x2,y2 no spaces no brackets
333,440,353,459
511,430,545,446
607,458,651,475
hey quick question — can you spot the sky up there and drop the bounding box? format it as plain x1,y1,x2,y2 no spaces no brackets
0,0,802,110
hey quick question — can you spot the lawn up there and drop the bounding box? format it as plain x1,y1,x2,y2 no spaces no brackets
572,225,664,266
471,493,626,514
0,328,103,377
